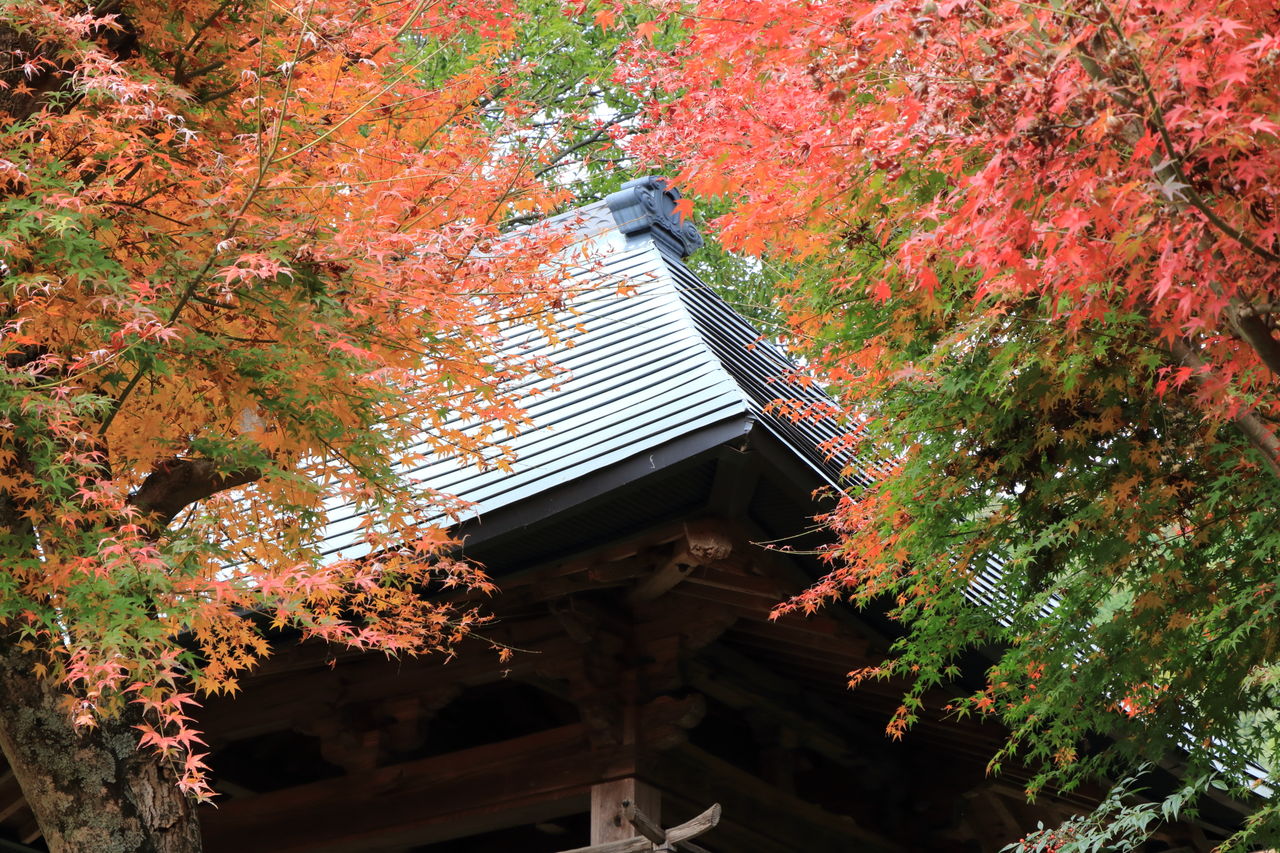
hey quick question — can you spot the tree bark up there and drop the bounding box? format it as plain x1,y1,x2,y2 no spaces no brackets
0,6,228,849
0,638,202,853
0,469,212,850
0,449,253,849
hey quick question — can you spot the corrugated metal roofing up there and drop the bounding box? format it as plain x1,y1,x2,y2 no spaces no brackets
314,179,867,560
313,207,730,557
662,258,874,489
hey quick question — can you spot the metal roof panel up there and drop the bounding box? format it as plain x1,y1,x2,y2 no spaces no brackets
316,179,853,558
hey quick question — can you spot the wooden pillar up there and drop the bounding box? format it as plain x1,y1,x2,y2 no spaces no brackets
590,778,660,844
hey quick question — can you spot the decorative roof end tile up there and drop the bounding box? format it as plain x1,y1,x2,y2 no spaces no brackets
604,177,704,258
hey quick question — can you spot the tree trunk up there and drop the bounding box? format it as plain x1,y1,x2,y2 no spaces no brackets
0,638,202,853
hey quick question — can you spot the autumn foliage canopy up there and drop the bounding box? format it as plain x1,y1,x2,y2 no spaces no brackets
0,0,572,802
6,0,1280,846
628,0,1280,845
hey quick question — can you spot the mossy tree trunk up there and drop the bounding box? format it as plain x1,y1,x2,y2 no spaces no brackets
0,638,203,853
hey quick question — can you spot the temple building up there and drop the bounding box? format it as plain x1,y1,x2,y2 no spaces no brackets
91,180,1243,851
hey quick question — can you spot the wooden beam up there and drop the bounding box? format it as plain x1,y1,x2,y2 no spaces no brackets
557,837,652,853
646,744,903,853
691,644,882,742
665,802,721,844
0,771,26,824
707,446,759,519
0,796,27,826
476,518,690,597
202,723,619,853
631,597,737,652
528,555,658,605
623,800,667,844
199,630,580,743
684,658,860,769
727,515,887,654
682,566,786,600
629,547,700,605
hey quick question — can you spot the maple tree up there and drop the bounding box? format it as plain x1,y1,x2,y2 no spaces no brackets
626,0,1280,847
0,0,580,849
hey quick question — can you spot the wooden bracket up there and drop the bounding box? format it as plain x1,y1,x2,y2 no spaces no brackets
629,520,733,605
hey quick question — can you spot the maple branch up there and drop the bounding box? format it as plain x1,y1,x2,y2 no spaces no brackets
1140,101,1280,266
269,49,434,167
0,2,137,123
532,113,638,181
1094,8,1279,267
128,457,260,535
172,0,240,85
1090,4,1280,272
98,4,321,438
0,483,37,555
1169,339,1280,481
1223,300,1280,380
1078,9,1280,383
108,200,190,227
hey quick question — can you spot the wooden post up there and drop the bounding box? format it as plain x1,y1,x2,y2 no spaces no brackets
590,778,660,845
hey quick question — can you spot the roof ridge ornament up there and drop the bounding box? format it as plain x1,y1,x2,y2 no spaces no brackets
605,177,705,259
